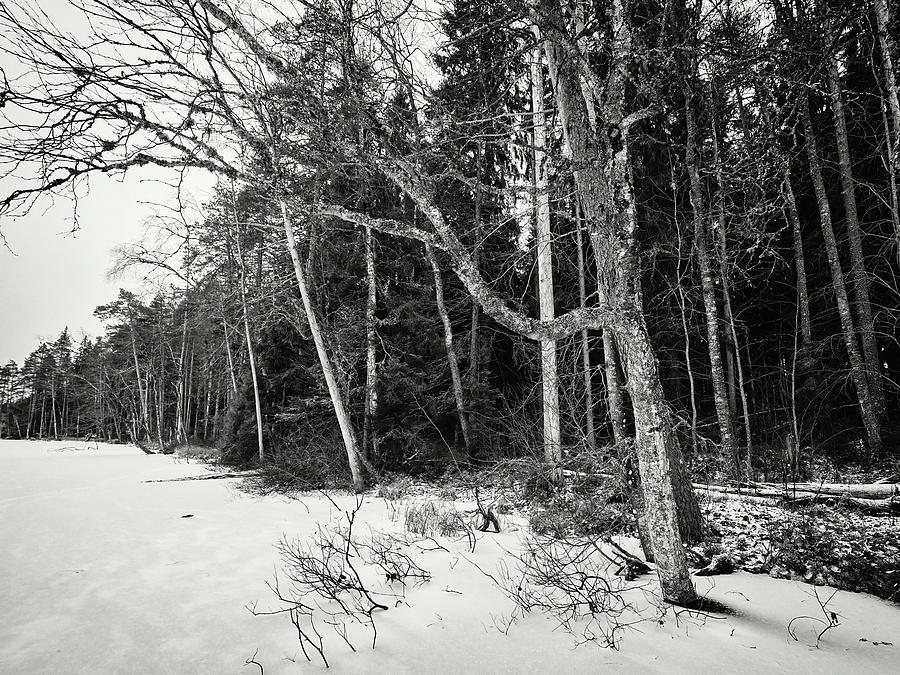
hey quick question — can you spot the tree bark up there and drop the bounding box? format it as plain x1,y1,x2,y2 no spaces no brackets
531,44,561,464
782,166,813,347
535,0,700,603
712,118,753,477
603,331,627,445
874,0,900,260
684,89,740,477
800,93,882,453
426,244,471,454
280,199,366,491
828,56,886,418
232,206,265,463
126,302,151,443
574,203,596,452
362,225,378,460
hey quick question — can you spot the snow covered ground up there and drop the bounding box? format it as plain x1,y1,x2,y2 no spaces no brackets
1,439,897,674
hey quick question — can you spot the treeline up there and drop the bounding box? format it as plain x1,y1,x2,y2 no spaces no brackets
2,0,898,476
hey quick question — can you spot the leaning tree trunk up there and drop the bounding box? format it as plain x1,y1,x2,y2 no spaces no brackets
531,44,561,464
426,243,472,455
684,91,740,477
800,93,882,453
280,200,366,492
234,222,265,464
828,57,886,418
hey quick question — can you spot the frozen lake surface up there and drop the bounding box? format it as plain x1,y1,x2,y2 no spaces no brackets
1,439,897,673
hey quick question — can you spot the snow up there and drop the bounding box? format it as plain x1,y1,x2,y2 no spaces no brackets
1,439,897,674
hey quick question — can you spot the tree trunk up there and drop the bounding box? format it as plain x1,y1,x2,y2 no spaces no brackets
426,243,471,454
469,142,484,396
536,0,700,603
574,203,596,452
531,44,561,464
127,303,151,442
874,0,900,261
676,281,699,456
362,225,378,461
175,303,190,445
603,331,627,445
712,118,752,477
222,319,238,396
233,212,265,463
800,92,882,452
783,166,812,347
827,56,886,418
280,199,366,491
684,90,740,476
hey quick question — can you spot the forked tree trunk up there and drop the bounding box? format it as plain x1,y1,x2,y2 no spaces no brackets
827,56,886,418
536,0,700,603
531,44,561,464
800,93,882,452
426,244,471,454
280,200,366,491
684,91,739,476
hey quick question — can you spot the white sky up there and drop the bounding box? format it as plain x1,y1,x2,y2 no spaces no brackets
0,1,220,367
0,170,214,366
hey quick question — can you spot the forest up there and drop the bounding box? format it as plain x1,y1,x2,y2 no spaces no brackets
1,0,899,614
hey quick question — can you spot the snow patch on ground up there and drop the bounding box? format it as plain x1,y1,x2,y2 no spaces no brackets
1,439,897,673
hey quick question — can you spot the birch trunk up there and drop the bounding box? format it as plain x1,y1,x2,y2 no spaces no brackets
426,244,471,453
684,91,739,476
783,166,813,346
233,210,265,463
827,57,886,417
800,92,882,452
469,142,484,394
531,44,561,464
712,120,752,477
362,225,378,460
175,297,190,445
280,200,366,491
127,303,151,443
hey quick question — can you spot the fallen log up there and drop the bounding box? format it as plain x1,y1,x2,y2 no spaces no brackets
696,486,899,515
143,471,257,483
695,481,898,500
743,481,897,500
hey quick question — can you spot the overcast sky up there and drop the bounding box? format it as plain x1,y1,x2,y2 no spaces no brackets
0,170,214,366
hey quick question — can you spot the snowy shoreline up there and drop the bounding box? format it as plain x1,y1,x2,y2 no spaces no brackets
1,439,897,674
